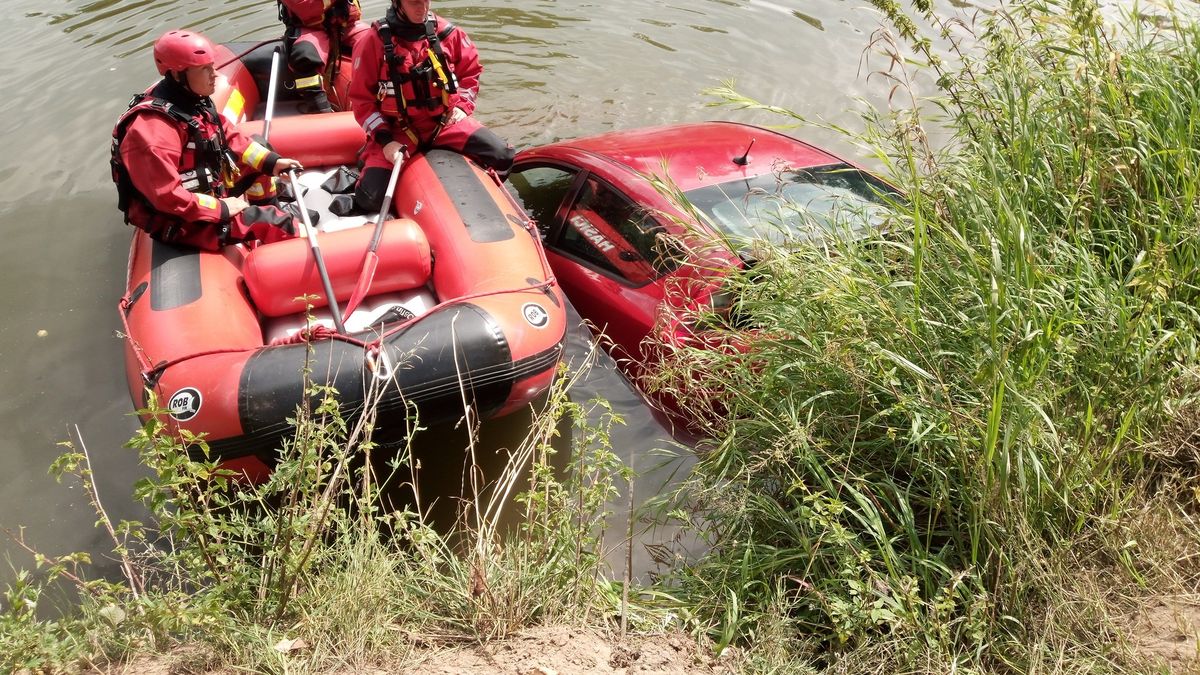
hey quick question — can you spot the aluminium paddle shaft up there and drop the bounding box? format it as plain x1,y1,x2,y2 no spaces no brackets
263,47,280,143
342,157,405,317
287,169,347,333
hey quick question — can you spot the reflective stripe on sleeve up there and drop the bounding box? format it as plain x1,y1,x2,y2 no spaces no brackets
242,143,270,171
364,112,385,134
197,194,219,210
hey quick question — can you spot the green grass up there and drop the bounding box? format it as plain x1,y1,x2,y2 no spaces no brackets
1,348,641,673
639,0,1200,671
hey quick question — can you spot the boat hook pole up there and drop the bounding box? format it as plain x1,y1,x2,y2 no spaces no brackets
263,47,281,143
288,169,347,334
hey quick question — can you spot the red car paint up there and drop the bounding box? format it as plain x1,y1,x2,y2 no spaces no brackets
508,121,893,435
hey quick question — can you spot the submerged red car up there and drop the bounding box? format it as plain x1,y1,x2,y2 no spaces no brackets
506,122,897,428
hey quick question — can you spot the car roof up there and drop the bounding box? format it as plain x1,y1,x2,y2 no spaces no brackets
518,121,845,193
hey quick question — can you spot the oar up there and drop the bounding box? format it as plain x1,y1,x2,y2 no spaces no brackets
288,169,347,333
341,157,404,317
263,46,281,143
230,46,282,197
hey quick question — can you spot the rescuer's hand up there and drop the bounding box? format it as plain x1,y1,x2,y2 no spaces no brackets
448,107,467,125
383,141,406,164
221,196,249,216
274,158,304,176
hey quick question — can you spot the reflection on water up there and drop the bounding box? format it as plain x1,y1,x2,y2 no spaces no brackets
793,11,825,30
374,393,574,538
384,312,696,582
0,0,938,586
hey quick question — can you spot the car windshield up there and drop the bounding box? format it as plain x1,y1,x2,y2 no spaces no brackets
683,163,897,247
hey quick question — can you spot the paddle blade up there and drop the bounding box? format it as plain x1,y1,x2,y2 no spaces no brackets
342,252,379,318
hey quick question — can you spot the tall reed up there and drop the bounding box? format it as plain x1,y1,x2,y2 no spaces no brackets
649,1,1200,669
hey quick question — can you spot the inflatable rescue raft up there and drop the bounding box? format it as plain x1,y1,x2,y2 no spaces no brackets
119,41,566,482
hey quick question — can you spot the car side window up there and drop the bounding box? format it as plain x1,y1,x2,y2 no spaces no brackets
559,176,669,286
506,166,578,237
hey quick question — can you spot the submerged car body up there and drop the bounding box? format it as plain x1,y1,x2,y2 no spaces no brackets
507,121,896,430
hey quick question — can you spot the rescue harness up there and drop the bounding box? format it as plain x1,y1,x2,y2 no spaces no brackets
111,93,239,221
277,0,361,93
376,12,458,150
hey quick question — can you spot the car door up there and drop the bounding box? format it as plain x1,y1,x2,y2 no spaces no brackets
508,165,671,363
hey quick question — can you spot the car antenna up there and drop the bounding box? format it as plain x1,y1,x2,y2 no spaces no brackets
732,138,755,166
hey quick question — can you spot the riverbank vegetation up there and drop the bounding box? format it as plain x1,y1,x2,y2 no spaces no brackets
645,0,1200,670
4,359,649,672
6,0,1200,672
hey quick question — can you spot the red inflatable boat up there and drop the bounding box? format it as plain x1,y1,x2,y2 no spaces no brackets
120,41,566,481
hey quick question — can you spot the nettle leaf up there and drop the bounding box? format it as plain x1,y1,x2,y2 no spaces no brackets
98,604,126,627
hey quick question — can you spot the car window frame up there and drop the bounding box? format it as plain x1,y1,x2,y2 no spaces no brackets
506,160,588,241
558,171,678,289
509,160,679,289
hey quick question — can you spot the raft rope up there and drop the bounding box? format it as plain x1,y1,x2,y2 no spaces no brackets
121,163,559,390
122,273,559,388
221,335,558,448
215,39,285,72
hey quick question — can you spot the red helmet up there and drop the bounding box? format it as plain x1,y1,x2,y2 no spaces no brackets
153,30,215,76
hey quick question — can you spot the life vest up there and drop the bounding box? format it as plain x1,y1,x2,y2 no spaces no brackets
278,0,362,31
374,13,458,145
110,93,239,224
279,0,364,97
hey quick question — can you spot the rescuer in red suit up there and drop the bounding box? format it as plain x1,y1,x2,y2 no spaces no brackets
278,0,370,113
111,30,305,251
349,0,515,213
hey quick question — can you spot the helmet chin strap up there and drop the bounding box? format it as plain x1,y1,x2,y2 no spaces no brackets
160,72,204,107
170,71,191,92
